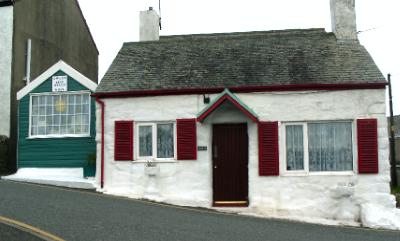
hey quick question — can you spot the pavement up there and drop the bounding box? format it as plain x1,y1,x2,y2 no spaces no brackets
2,168,95,189
0,180,399,241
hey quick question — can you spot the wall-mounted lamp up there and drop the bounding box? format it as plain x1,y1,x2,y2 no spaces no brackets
203,94,210,104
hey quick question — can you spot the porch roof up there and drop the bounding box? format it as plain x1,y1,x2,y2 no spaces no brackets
197,89,258,122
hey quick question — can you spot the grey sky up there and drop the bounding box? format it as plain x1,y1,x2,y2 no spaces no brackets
78,0,400,114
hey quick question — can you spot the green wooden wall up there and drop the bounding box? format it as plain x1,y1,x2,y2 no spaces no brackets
18,70,96,168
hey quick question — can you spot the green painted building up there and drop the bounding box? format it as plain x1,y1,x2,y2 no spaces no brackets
16,60,97,176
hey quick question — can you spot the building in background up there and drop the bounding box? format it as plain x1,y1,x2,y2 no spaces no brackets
15,61,97,179
0,0,98,173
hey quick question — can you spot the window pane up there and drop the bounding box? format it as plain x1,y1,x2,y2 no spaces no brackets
60,126,67,134
38,126,45,135
82,95,89,104
39,106,45,115
67,115,74,126
39,96,45,105
157,124,174,158
32,96,38,106
32,96,39,115
31,116,38,126
75,115,82,125
54,95,67,114
51,126,60,135
82,114,89,125
286,125,304,170
139,126,152,157
308,122,353,172
32,106,38,115
76,95,82,105
61,115,67,126
76,104,82,114
31,126,38,135
82,125,89,134
75,125,83,134
82,104,89,114
46,95,53,106
53,115,60,125
67,104,74,114
38,116,45,125
46,115,52,126
68,94,75,104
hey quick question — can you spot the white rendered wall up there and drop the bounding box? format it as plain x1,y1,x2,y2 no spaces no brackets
96,89,393,226
0,6,13,137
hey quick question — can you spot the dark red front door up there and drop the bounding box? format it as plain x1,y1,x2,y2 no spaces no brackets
212,123,248,206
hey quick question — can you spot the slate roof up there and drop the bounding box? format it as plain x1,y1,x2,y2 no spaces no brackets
96,28,386,94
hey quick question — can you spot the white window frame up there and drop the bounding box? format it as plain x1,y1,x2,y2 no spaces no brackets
281,120,356,176
136,122,177,162
28,90,91,139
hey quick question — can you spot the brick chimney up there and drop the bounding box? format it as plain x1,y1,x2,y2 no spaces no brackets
330,0,357,40
139,7,160,41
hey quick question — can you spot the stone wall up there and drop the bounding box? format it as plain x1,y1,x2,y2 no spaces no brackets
96,89,392,225
0,6,13,137
0,6,13,173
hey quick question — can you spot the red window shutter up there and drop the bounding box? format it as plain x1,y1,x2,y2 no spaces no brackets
177,118,197,160
258,121,279,176
114,121,133,161
357,119,378,174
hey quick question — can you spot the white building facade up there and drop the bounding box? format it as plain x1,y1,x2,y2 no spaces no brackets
95,88,394,226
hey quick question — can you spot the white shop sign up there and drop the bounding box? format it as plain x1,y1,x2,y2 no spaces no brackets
52,76,68,92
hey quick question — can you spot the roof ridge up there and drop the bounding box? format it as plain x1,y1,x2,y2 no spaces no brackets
123,28,328,45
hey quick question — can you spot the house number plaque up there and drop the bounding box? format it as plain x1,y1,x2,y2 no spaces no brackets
198,146,207,151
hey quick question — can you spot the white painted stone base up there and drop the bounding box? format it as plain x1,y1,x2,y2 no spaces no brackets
2,168,95,189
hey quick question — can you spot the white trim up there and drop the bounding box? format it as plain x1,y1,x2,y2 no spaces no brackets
281,120,356,176
135,121,177,161
27,134,91,139
17,60,97,100
28,91,92,138
131,160,178,164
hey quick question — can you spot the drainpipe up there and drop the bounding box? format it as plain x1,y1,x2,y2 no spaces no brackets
388,74,398,187
95,97,105,188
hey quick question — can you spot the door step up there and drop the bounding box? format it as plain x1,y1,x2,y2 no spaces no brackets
213,201,248,207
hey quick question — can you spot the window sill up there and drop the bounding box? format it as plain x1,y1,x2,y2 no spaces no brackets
282,171,355,177
132,159,178,164
27,134,91,139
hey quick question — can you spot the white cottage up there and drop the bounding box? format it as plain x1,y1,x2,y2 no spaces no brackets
93,0,397,226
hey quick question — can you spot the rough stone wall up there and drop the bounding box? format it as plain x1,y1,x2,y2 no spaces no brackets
0,6,13,171
0,6,13,137
96,89,392,224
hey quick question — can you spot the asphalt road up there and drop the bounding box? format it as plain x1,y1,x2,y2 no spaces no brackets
0,180,399,241
0,223,43,241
